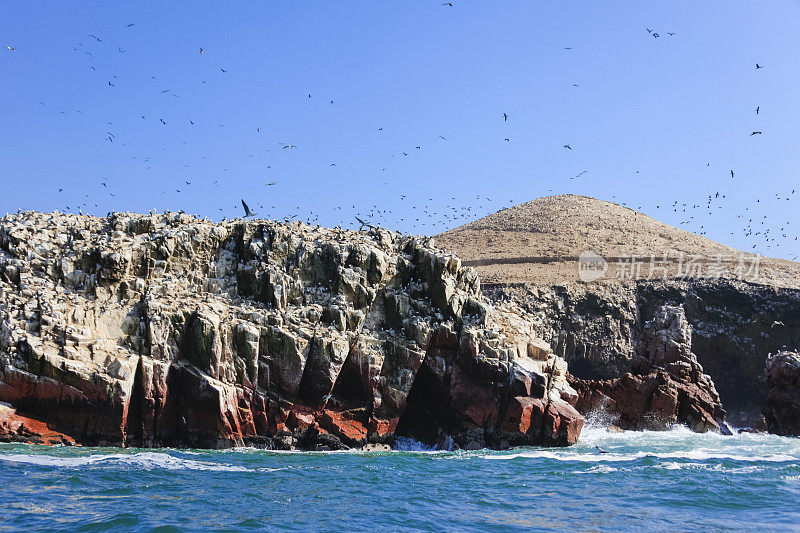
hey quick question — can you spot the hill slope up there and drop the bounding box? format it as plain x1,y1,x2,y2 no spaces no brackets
436,195,800,288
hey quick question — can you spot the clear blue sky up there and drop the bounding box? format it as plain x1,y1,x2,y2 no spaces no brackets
1,1,799,259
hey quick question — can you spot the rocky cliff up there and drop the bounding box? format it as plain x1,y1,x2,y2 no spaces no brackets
486,280,800,428
0,211,582,450
439,195,800,433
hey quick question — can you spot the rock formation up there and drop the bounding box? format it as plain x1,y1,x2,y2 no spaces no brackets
439,195,800,432
762,351,800,436
486,280,800,428
568,305,727,432
0,211,582,450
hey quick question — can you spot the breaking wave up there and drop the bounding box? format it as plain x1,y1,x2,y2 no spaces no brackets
0,451,259,472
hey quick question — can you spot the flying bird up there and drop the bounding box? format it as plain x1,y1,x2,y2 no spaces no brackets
756,106,760,115
88,34,102,42
282,145,297,149
503,113,509,121
198,48,204,54
751,131,762,135
731,170,735,178
442,2,453,5
266,181,277,186
563,144,572,150
755,63,763,69
242,200,254,218
220,68,227,73
6,46,16,52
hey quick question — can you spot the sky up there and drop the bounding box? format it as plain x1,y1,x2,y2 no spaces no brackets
1,1,799,260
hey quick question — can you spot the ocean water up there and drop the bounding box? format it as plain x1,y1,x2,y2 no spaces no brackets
1,426,798,532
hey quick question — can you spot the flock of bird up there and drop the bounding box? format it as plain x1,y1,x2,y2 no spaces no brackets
3,14,797,261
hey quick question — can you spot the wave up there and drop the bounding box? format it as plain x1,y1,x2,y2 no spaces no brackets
480,449,800,463
0,451,262,472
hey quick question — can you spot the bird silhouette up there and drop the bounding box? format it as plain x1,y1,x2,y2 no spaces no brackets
563,144,572,150
751,131,762,135
755,63,763,69
503,113,509,121
242,200,254,218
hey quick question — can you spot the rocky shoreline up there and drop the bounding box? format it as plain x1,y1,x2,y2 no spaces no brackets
0,211,583,450
2,211,797,450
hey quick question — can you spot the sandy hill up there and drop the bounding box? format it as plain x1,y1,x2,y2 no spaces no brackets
436,195,800,288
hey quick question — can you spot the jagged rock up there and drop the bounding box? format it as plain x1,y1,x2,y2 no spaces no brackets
484,279,800,429
762,351,800,436
0,211,582,449
568,305,726,432
0,402,76,445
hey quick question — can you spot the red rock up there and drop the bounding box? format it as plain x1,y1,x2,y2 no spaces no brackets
320,410,367,445
288,410,316,430
0,405,77,445
543,399,584,445
368,417,398,437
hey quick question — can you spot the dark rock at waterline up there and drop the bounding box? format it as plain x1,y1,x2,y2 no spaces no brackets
763,351,800,436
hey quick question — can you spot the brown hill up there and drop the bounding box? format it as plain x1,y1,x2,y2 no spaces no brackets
436,195,800,288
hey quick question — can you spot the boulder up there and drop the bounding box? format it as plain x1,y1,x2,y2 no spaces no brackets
762,351,800,435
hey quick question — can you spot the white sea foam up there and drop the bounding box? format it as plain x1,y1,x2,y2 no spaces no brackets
574,464,619,474
0,451,257,472
480,449,799,463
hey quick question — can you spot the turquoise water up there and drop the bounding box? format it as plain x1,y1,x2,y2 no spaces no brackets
1,426,799,532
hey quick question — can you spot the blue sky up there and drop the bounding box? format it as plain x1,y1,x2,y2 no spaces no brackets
1,1,798,259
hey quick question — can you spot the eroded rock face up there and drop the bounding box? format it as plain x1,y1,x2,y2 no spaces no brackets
0,211,582,449
763,351,800,436
568,305,727,432
485,280,800,429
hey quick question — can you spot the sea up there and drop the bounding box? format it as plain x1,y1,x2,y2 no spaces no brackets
1,425,798,532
